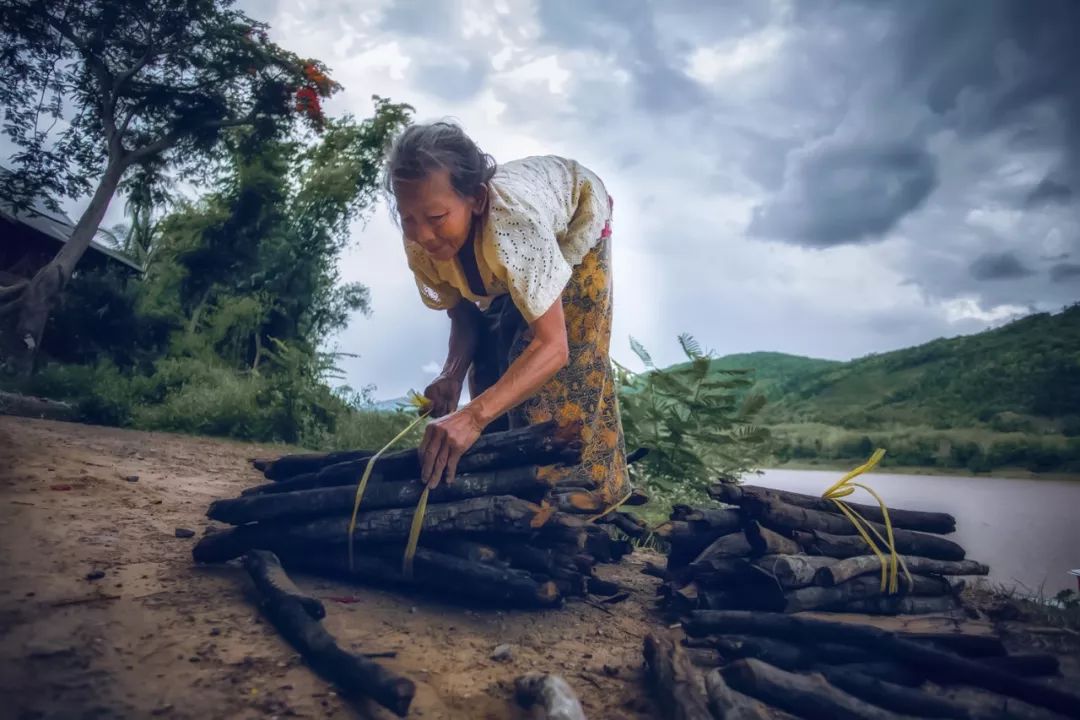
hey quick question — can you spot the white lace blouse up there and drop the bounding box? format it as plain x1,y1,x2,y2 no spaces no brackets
403,155,612,323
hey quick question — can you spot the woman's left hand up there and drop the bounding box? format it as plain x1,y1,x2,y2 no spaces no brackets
419,406,485,488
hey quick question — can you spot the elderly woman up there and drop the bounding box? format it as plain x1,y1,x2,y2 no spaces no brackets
386,122,627,506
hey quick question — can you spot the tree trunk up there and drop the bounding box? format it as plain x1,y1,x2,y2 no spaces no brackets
7,158,127,376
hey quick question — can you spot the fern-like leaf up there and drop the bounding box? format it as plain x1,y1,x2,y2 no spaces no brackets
629,336,654,369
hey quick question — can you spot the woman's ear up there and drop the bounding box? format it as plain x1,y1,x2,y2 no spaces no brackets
471,184,489,216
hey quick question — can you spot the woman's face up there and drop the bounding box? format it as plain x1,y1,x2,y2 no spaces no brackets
395,169,485,262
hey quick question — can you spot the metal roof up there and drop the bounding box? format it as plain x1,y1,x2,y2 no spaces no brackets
0,193,144,273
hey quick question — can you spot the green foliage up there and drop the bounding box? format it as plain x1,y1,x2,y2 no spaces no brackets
749,305,1080,429
617,334,770,506
15,96,412,449
0,0,338,210
768,423,1080,474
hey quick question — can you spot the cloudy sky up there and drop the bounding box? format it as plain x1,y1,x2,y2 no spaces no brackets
74,1,1080,399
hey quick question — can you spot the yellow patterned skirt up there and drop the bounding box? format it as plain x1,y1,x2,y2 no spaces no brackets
470,236,628,506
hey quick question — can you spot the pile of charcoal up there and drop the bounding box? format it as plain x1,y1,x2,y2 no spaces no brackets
650,481,990,615
644,611,1076,720
194,421,645,608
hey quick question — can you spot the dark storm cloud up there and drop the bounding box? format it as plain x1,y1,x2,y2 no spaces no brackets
411,56,489,101
379,0,461,37
753,0,1080,246
1050,263,1080,284
534,0,704,113
1026,177,1073,208
889,0,1080,181
970,252,1034,281
749,140,938,247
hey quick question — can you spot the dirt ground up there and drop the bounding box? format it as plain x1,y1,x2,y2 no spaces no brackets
0,416,665,720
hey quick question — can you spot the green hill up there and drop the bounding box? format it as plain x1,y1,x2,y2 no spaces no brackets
685,305,1080,473
713,305,1080,431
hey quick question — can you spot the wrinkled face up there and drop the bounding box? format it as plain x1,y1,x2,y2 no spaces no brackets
395,169,485,262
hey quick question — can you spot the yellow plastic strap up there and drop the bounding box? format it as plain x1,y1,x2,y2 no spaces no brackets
401,485,430,578
821,449,912,593
347,396,430,571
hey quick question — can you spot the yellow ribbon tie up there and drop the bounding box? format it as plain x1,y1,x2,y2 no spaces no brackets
821,449,913,593
401,485,430,578
347,391,430,571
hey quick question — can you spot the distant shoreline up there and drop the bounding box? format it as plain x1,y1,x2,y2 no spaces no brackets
762,460,1080,482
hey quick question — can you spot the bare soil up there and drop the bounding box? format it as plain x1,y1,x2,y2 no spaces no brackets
0,416,664,720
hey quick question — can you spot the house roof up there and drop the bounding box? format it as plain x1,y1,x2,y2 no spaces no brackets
0,189,143,273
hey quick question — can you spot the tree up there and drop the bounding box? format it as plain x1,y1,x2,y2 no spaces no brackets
0,0,339,375
616,333,770,504
139,99,412,371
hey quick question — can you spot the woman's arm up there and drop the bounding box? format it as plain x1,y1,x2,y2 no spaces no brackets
423,301,480,417
469,299,568,428
419,297,569,487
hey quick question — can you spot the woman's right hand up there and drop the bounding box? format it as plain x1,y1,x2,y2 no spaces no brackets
423,373,463,418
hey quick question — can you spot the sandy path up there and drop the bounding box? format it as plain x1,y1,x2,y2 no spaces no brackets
0,417,662,720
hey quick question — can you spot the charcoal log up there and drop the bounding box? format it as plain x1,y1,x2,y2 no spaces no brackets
752,555,836,589
816,666,970,719
194,495,568,563
260,449,375,481
643,632,713,720
430,538,501,564
691,531,753,565
500,542,558,573
982,654,1059,677
284,547,561,608
685,556,746,583
794,528,965,561
661,520,743,569
242,550,415,716
211,465,547,525
743,522,802,557
703,669,772,720
817,555,988,587
771,574,954,613
748,496,966,560
710,484,956,534
246,421,583,495
684,611,1080,719
836,595,959,615
684,508,742,535
514,672,587,720
601,511,650,539
548,490,606,514
721,658,906,720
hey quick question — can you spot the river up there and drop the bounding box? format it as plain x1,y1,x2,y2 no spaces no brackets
754,468,1080,597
